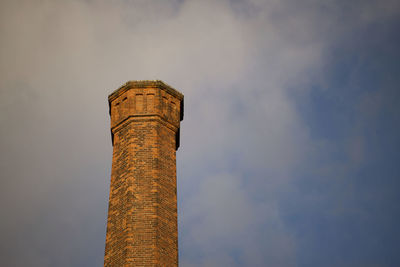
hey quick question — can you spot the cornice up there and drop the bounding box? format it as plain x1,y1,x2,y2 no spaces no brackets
110,114,181,150
108,80,184,121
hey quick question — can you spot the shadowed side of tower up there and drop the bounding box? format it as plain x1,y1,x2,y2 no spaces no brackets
104,81,183,266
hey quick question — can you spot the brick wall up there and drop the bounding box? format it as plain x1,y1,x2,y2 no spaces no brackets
104,81,183,266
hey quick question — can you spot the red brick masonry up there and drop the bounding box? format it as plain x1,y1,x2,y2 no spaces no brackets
104,81,183,266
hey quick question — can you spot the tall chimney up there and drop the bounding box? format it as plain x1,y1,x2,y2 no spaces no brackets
104,80,183,266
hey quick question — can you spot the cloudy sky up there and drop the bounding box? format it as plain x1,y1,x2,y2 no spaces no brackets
1,0,399,266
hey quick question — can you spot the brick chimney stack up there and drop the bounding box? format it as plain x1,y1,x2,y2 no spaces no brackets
104,80,183,266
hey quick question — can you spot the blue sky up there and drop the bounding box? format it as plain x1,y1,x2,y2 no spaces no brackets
0,0,399,266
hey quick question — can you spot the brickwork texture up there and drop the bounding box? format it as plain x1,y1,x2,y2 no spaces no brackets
104,81,183,267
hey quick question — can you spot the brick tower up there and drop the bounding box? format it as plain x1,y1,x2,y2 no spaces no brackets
104,80,184,266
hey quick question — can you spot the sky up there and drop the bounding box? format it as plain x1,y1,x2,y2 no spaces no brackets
0,0,399,266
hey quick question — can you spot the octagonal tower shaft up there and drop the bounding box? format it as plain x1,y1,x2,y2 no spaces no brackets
104,81,183,266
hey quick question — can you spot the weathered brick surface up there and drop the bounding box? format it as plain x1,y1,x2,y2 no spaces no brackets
104,81,183,267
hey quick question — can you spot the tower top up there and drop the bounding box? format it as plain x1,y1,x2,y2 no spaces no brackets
107,80,184,149
108,80,184,121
